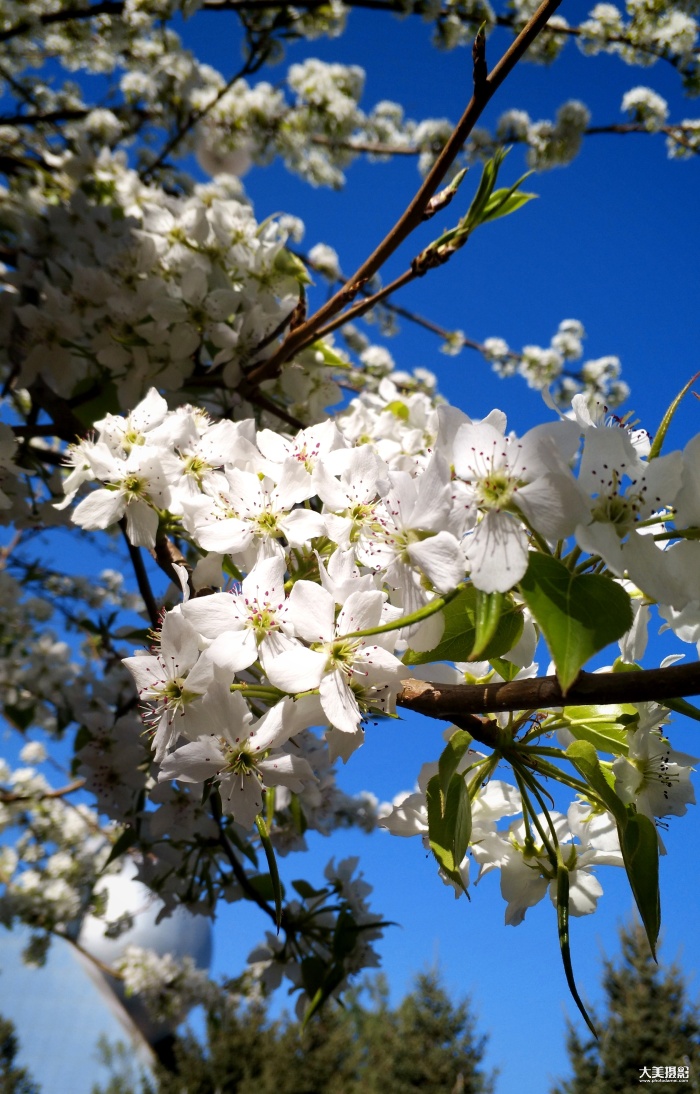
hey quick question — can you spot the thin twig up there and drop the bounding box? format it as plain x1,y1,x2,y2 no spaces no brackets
120,522,160,628
140,41,272,180
215,814,280,926
245,0,564,385
314,268,416,340
0,778,86,803
1,0,694,71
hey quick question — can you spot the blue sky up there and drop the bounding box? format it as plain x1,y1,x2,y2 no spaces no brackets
180,7,700,1092
3,5,700,1092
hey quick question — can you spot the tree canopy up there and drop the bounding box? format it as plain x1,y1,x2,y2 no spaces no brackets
0,0,699,1062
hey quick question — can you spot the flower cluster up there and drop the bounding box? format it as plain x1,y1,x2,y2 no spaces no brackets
54,386,700,933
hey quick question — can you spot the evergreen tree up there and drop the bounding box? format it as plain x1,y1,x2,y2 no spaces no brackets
359,971,495,1094
0,1017,39,1094
139,970,494,1094
553,921,700,1094
153,998,271,1094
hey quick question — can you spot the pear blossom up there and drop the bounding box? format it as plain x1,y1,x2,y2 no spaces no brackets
452,417,581,592
123,612,217,761
179,555,295,677
71,444,171,548
613,723,697,822
186,462,326,564
266,584,406,756
573,425,683,584
159,687,315,829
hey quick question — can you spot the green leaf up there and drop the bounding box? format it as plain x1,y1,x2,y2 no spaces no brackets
556,863,598,1039
481,187,537,223
385,400,410,420
566,742,660,958
302,963,347,1028
73,724,93,753
104,826,138,868
292,879,324,900
289,792,308,835
649,371,699,460
248,873,281,903
426,772,472,890
465,148,506,226
72,381,121,429
566,740,627,825
4,704,36,732
519,554,633,694
564,721,629,756
403,584,523,666
489,657,521,682
470,590,504,659
437,729,473,799
620,812,660,960
665,696,700,723
563,705,635,757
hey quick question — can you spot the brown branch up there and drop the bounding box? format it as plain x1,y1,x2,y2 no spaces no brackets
1,0,694,71
0,777,86,803
310,120,700,161
150,534,193,597
314,266,416,339
121,522,160,628
246,0,563,386
397,661,700,723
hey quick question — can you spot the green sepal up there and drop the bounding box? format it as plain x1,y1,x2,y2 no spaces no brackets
403,584,523,666
648,371,700,460
255,814,284,932
426,772,472,891
556,862,598,1039
519,553,633,694
310,340,351,370
272,247,312,285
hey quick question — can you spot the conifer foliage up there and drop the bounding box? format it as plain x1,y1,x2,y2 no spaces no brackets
552,922,700,1094
0,1018,39,1094
150,970,494,1094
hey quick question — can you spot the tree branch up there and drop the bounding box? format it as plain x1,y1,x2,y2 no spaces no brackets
1,0,694,72
245,0,563,385
0,778,86,804
397,661,700,723
121,523,160,628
